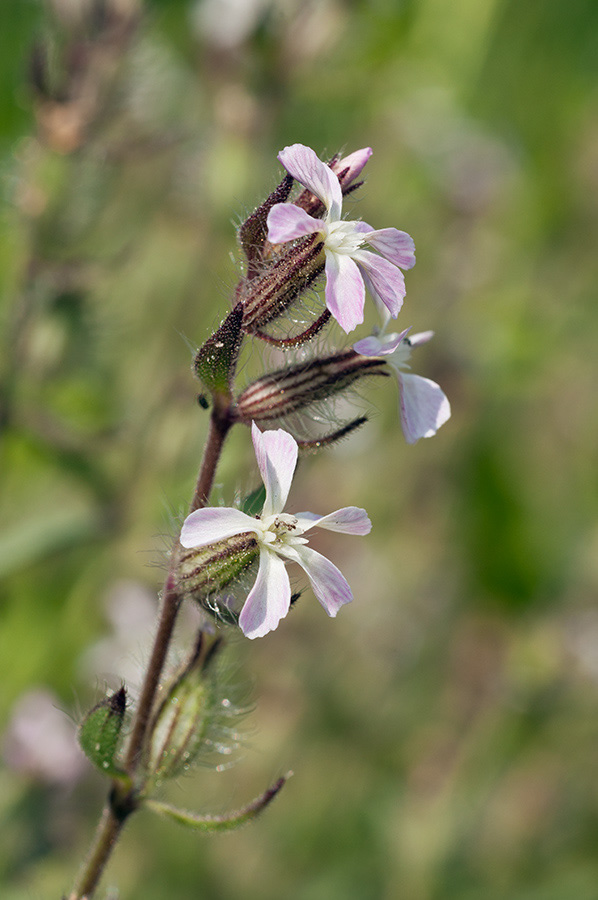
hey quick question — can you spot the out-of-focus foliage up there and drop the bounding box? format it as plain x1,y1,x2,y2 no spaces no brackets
1,0,598,898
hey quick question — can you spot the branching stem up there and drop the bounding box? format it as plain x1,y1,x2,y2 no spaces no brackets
68,402,233,899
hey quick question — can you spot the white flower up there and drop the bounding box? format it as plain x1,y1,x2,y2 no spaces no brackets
266,143,415,333
180,423,371,639
354,328,451,443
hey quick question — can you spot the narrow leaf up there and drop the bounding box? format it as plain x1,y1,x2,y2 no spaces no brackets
145,773,291,833
241,483,266,516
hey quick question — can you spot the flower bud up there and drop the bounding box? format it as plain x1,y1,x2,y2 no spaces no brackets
235,350,389,425
78,687,127,778
146,639,217,784
293,147,372,219
194,304,244,400
330,147,373,190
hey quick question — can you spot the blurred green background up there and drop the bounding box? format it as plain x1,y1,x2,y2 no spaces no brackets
2,0,598,898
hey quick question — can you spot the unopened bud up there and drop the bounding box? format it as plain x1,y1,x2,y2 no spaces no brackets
330,147,373,190
194,304,244,400
235,350,388,425
146,640,218,784
78,687,127,778
294,147,372,218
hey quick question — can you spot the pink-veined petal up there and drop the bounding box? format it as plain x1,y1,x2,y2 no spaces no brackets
381,328,412,354
278,144,343,221
267,204,323,244
398,372,451,444
330,147,372,186
354,250,406,318
251,422,298,517
278,544,353,617
180,507,258,549
364,228,416,269
355,328,411,358
294,506,372,535
324,251,365,333
353,334,384,356
238,548,291,639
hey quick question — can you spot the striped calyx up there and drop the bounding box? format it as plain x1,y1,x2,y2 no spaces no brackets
235,350,388,425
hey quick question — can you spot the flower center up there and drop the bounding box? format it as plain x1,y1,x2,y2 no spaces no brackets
260,513,302,546
390,340,412,370
324,220,366,256
376,331,413,371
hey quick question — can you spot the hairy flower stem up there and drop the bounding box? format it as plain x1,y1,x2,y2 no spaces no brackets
68,403,233,900
123,576,182,773
190,404,234,513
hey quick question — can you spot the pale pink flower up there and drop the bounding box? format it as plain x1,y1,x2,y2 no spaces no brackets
267,143,415,333
354,328,451,444
180,423,371,639
3,689,86,787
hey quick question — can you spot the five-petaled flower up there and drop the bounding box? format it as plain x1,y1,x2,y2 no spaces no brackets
267,143,416,334
180,423,371,639
354,328,451,444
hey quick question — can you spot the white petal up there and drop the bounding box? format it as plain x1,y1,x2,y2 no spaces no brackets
324,251,365,333
408,330,434,348
375,299,392,330
251,422,298,517
180,507,259,548
295,507,372,535
398,373,451,444
364,228,416,269
279,544,353,617
267,204,323,243
278,144,343,221
354,250,406,318
238,549,291,639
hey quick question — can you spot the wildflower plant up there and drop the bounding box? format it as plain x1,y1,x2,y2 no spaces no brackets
67,142,450,898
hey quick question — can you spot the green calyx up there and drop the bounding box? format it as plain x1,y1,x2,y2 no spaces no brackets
175,533,259,604
77,686,127,780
